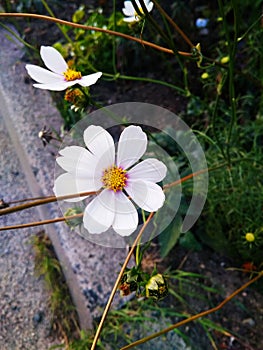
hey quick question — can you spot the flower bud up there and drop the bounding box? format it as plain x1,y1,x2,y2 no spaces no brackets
245,232,255,242
145,274,168,300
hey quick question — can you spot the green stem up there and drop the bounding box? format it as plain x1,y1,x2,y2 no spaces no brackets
211,71,228,160
237,13,263,42
226,0,238,161
90,212,155,350
134,0,172,46
152,0,194,48
135,210,147,266
112,0,117,75
137,0,189,84
182,65,190,96
0,22,37,52
89,99,125,124
121,271,263,349
40,0,73,44
217,0,238,164
103,72,187,95
135,242,140,267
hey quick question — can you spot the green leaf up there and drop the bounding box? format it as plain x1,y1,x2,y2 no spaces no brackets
72,6,85,23
159,215,182,258
179,231,202,251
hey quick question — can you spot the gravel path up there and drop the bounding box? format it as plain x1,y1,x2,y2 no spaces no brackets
0,29,62,350
0,99,59,349
0,24,128,349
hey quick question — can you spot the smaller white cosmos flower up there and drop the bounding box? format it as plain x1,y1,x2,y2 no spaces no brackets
122,0,154,23
25,46,102,91
54,125,167,236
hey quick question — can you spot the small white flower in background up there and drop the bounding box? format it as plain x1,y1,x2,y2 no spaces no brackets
25,46,102,91
54,125,167,236
122,0,154,23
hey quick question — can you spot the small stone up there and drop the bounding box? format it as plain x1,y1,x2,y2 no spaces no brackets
11,304,18,311
33,311,43,325
242,318,255,327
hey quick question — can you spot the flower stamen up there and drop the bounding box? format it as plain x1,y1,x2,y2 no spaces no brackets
63,68,82,82
102,166,127,192
135,7,144,20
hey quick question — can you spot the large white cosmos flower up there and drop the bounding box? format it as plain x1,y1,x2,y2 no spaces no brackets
54,125,167,236
25,46,102,91
122,0,154,23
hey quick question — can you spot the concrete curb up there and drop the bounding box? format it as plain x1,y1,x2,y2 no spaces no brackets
0,26,127,330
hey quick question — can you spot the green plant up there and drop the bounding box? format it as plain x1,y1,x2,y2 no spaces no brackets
1,0,263,349
32,231,80,344
2,0,45,12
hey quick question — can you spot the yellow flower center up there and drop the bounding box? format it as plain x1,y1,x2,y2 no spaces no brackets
245,232,255,242
63,68,82,81
64,88,83,103
102,166,127,192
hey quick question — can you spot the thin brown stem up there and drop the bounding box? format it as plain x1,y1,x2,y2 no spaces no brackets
0,191,97,216
6,196,54,204
0,167,210,217
0,13,191,57
152,0,194,48
1,166,211,217
0,168,207,230
0,213,83,231
163,168,209,190
121,271,263,349
90,212,154,350
1,160,234,221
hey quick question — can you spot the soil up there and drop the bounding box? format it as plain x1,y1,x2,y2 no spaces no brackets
162,246,263,350
1,1,262,350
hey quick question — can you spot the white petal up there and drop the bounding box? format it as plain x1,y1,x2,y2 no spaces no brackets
78,72,102,87
122,8,133,17
146,1,154,12
56,146,101,187
40,46,68,74
126,180,165,212
123,1,135,16
83,190,115,233
32,80,77,91
128,158,167,183
134,0,142,8
133,0,148,12
83,125,115,166
57,146,90,173
53,173,92,202
123,16,138,22
25,65,62,83
112,192,138,236
122,8,134,17
117,126,147,169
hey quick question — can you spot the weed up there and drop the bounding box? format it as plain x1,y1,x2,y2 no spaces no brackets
31,231,80,346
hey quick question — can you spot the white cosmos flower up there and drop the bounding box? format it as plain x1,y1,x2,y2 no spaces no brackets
54,125,167,236
122,0,154,23
25,46,102,91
